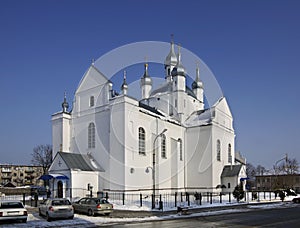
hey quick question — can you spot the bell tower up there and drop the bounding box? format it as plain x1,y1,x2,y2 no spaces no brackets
52,93,71,158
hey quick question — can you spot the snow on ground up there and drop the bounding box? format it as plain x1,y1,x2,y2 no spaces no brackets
0,198,298,228
0,194,297,227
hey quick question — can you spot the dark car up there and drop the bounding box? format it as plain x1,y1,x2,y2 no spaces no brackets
292,197,300,203
72,197,113,216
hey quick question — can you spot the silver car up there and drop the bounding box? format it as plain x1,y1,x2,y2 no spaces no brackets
0,200,27,223
73,197,113,216
38,198,74,221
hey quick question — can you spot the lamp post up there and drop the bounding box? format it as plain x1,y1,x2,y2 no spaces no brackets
274,154,288,190
151,128,167,209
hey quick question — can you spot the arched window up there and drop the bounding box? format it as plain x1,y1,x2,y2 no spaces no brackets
217,140,221,161
138,127,145,155
228,144,232,163
178,138,183,161
161,134,166,158
90,96,94,107
88,123,95,148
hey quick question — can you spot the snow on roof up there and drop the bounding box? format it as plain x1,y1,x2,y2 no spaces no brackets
184,108,214,127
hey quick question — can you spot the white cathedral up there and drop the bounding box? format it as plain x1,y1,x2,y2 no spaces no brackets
48,41,246,198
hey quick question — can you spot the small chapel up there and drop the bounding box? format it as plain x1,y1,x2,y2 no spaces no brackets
48,41,246,198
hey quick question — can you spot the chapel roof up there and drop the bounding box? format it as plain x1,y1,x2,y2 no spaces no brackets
57,152,104,172
221,165,242,177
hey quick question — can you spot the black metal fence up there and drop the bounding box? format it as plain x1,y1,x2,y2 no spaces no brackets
0,189,283,209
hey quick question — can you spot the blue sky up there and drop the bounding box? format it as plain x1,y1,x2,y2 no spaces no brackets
0,0,299,169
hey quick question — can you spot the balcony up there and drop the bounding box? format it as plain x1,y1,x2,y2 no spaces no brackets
1,168,12,173
25,169,35,173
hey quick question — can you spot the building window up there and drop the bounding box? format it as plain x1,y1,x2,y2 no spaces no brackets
178,138,183,161
217,140,221,161
88,122,95,148
228,144,232,163
138,127,146,155
161,134,166,158
90,96,94,107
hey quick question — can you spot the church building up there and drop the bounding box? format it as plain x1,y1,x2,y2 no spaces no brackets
48,41,246,198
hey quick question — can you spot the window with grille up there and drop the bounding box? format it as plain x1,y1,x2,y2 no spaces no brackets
161,134,166,158
88,122,95,148
217,140,221,161
138,127,145,155
178,138,183,161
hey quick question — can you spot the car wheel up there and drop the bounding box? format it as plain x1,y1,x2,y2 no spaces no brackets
21,219,27,223
104,213,110,216
88,209,94,216
46,213,51,222
69,215,74,219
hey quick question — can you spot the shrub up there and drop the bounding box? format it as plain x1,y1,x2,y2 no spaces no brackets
233,184,244,202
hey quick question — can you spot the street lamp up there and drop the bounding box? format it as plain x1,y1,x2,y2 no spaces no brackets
274,154,288,190
151,128,167,209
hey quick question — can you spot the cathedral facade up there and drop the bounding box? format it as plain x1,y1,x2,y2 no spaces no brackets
49,41,246,198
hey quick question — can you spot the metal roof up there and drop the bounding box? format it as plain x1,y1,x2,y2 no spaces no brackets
221,165,242,177
58,152,104,172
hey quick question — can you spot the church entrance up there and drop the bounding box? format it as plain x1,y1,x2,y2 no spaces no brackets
57,181,63,198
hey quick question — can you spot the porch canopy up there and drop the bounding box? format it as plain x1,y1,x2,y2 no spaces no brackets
38,173,69,180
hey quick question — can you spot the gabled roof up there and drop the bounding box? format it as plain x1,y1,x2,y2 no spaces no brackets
221,165,242,177
57,152,104,172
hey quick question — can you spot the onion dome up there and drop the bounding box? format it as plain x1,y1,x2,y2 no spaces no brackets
62,92,69,113
164,41,177,67
192,67,203,89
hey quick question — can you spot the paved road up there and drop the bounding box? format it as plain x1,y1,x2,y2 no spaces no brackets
106,204,300,228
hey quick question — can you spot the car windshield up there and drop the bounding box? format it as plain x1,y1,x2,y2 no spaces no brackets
52,200,71,206
0,202,24,209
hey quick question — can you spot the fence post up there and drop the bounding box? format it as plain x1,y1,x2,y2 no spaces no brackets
199,192,202,205
187,192,190,206
122,192,125,205
105,192,108,200
181,192,183,202
207,192,209,202
264,191,266,199
269,191,271,201
140,193,142,207
23,193,26,206
152,194,155,209
229,192,231,203
220,192,222,204
175,192,177,207
210,192,212,204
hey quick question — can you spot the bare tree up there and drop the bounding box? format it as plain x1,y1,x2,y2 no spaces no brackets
256,165,267,176
278,158,299,174
246,163,256,179
31,144,53,175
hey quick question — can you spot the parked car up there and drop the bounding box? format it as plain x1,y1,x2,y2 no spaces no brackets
72,197,113,216
38,198,74,221
0,200,27,223
292,197,300,203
